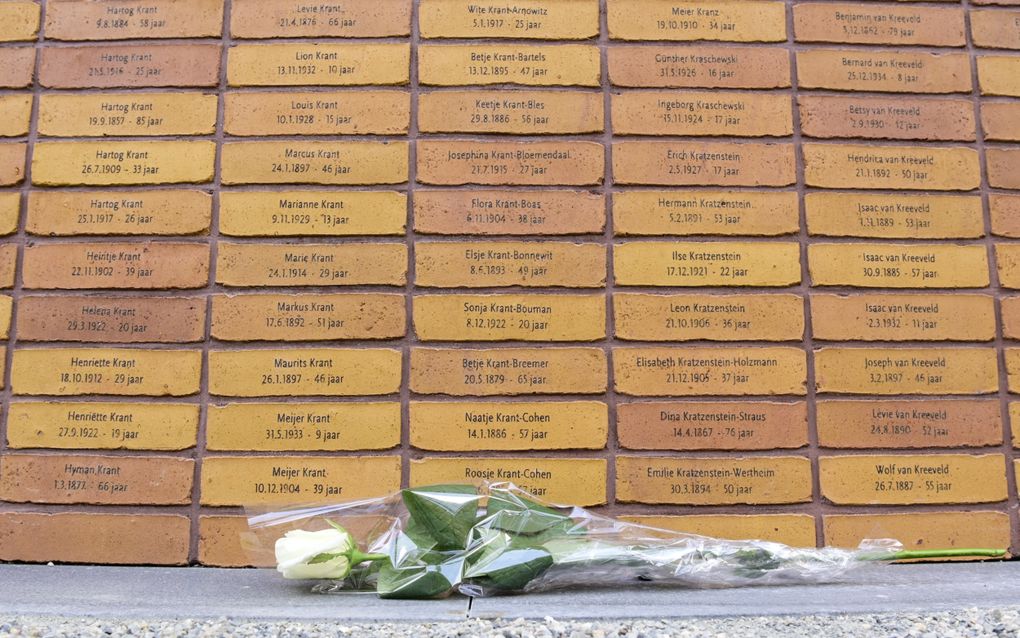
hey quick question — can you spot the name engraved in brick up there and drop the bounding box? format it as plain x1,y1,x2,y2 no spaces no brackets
814,347,998,394
824,512,1011,553
616,455,812,504
208,349,401,397
0,95,31,137
415,241,605,288
32,141,216,186
419,44,600,86
614,293,804,341
811,294,995,341
26,190,212,236
417,140,603,186
803,144,980,191
22,242,210,290
608,46,790,89
11,348,201,396
609,1,787,42
612,91,792,137
410,457,607,504
614,242,801,287
419,91,603,134
17,296,206,343
220,191,405,237
808,244,989,288
6,402,199,450
797,50,971,93
614,191,798,236
414,190,605,235
227,44,410,86
613,141,796,186
224,91,410,136
799,96,976,141
39,93,218,137
201,456,401,506
211,293,406,341
409,401,608,451
420,0,599,39
819,454,1007,504
816,399,1002,448
413,293,606,341
221,141,409,185
40,44,221,88
793,4,965,46
617,401,809,450
206,403,400,451
614,346,808,396
805,193,983,238
216,243,406,287
410,347,608,396
46,0,223,40
230,0,411,38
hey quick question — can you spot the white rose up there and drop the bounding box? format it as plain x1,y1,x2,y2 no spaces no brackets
275,528,355,580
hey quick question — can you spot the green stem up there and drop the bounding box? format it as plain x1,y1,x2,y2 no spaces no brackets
864,548,1007,561
349,549,389,565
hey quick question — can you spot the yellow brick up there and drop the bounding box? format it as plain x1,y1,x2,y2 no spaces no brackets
227,43,410,86
11,348,201,396
420,0,599,38
32,141,215,186
419,44,600,86
216,243,406,287
819,454,1007,504
410,457,607,505
0,95,31,137
0,143,26,185
806,193,983,239
811,294,995,341
206,403,400,451
38,93,217,137
803,144,980,190
609,1,787,42
219,191,405,236
419,91,603,134
26,190,211,236
222,141,408,185
613,191,799,236
415,241,605,288
208,348,401,397
979,56,1020,96
413,294,605,341
211,293,406,341
809,244,989,288
614,242,801,287
0,192,19,235
6,402,198,450
224,91,409,135
612,91,792,136
623,514,817,547
0,1,39,41
824,512,1011,553
614,293,804,341
815,347,998,395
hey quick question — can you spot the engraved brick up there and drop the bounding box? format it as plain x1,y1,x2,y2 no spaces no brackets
201,456,401,506
614,346,807,396
230,0,411,38
419,44,600,87
614,141,796,186
0,245,16,288
614,293,804,341
420,0,598,39
614,242,801,287
613,191,798,236
220,191,405,236
6,401,199,450
40,44,220,88
1003,348,1020,390
609,46,791,89
0,193,17,235
0,95,31,137
0,295,11,337
417,140,603,186
199,516,262,567
208,349,401,397
206,402,400,451
410,347,608,396
814,347,998,395
612,91,792,137
617,455,812,504
22,242,210,290
216,243,406,287
419,91,603,134
46,0,222,39
824,512,1011,553
819,454,1007,504
805,193,983,238
222,141,408,185
211,293,405,341
414,190,605,235
26,190,211,236
812,294,994,341
410,457,607,505
992,194,1020,237
609,0,786,42
794,4,965,45
414,293,604,341
0,453,193,504
995,243,1020,288
17,296,205,342
809,244,988,288
797,50,971,93
11,348,201,396
987,148,1020,189
1002,296,1020,338
415,241,605,288
224,91,409,135
622,514,816,547
617,401,808,450
38,93,217,137
982,103,1020,142
409,401,608,451
978,56,1020,96
0,143,26,185
971,10,1020,49
228,44,409,86
1010,403,1020,447
799,95,975,141
803,144,979,191
0,513,190,565
0,2,39,41
816,399,1002,448
0,47,34,88
33,141,216,186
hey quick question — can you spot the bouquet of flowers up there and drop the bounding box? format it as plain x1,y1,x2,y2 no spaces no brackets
246,482,1005,599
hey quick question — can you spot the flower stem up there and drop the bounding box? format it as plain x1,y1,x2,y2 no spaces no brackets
861,548,1007,561
349,549,389,565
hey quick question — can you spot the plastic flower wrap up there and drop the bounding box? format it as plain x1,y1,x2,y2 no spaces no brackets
245,482,1005,599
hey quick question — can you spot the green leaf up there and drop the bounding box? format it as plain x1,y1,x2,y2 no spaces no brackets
485,487,572,536
401,484,481,551
733,548,783,578
465,547,554,592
